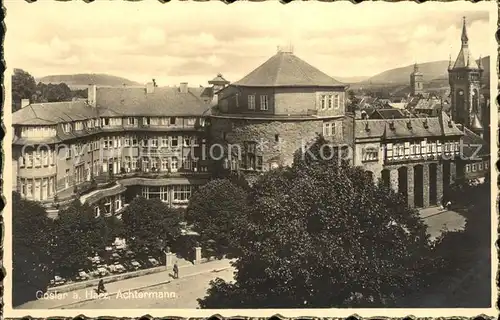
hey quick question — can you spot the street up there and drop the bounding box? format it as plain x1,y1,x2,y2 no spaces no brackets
65,267,235,309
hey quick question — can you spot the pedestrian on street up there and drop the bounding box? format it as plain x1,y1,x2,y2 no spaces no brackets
97,277,106,294
173,262,179,279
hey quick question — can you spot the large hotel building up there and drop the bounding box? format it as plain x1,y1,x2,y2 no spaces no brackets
12,18,489,215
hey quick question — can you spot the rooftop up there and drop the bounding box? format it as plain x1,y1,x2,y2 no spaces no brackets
355,112,463,140
13,86,210,126
232,51,346,88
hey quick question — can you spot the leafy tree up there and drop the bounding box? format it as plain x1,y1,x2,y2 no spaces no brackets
34,82,73,103
121,197,183,259
199,137,441,308
12,69,37,112
51,200,108,278
186,179,249,258
12,192,54,306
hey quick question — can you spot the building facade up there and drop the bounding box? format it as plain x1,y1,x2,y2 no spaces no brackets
208,48,353,175
12,82,215,216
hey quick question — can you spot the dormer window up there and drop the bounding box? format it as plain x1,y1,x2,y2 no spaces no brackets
63,123,72,133
75,121,84,131
187,118,196,126
128,117,137,126
102,118,110,127
143,117,150,126
389,121,395,131
170,117,176,125
407,121,412,130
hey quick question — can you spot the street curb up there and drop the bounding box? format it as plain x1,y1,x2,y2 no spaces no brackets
50,265,232,309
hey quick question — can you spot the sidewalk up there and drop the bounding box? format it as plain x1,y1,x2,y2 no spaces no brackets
19,258,233,309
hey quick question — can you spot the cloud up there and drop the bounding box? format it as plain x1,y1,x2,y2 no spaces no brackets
5,0,494,84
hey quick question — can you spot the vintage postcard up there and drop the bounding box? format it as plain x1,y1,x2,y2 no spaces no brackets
2,0,498,318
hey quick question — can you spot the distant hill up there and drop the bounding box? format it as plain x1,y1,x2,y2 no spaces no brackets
37,74,142,90
363,61,450,85
334,76,370,84
362,56,490,86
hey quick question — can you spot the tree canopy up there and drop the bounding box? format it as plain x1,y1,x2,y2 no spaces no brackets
12,69,37,112
121,197,183,259
186,178,249,258
51,200,112,278
198,137,441,308
12,192,54,306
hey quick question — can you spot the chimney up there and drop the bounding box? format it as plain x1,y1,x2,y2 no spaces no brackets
88,84,97,108
146,82,155,94
21,99,30,109
180,82,188,93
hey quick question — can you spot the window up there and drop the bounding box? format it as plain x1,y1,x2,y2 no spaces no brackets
161,137,169,147
75,122,84,131
151,157,159,171
184,136,191,147
161,158,169,171
19,155,25,168
411,144,417,156
103,137,111,149
141,186,169,202
150,117,159,126
102,159,108,173
404,142,410,157
471,163,477,172
321,95,327,110
187,118,196,126
260,95,269,110
248,95,256,110
103,198,112,215
142,158,150,171
124,136,130,147
484,161,489,169
478,163,483,170
102,118,110,127
124,156,131,171
322,123,336,137
34,179,41,201
171,157,179,172
328,95,333,109
143,117,150,126
160,117,170,125
172,185,192,202
323,123,330,136
128,117,137,126
132,136,138,146
170,117,176,125
150,138,158,148
362,147,379,162
171,136,179,148
63,123,72,133
131,157,138,170
334,94,340,109
94,118,100,127
42,150,49,166
386,143,393,159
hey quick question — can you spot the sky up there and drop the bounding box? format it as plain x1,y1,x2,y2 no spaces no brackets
5,0,495,87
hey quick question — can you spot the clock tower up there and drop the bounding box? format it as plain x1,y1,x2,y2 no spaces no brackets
448,17,483,132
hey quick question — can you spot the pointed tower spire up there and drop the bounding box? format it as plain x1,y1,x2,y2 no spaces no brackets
478,54,483,69
448,54,453,70
414,62,419,73
461,16,469,46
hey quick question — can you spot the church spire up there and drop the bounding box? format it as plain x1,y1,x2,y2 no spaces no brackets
448,54,453,70
461,16,469,46
414,62,419,73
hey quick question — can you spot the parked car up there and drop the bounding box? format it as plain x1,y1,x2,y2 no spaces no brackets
130,260,141,271
97,265,110,276
113,262,126,273
77,269,90,280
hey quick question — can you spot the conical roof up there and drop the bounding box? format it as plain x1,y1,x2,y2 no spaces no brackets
453,17,480,70
471,112,483,130
232,51,345,88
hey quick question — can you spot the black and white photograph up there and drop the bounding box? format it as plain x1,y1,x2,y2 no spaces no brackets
4,0,497,315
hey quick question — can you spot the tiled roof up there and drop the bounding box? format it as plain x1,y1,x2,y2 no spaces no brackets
13,101,98,125
96,87,209,117
232,51,345,87
369,108,408,119
355,112,463,140
13,86,210,126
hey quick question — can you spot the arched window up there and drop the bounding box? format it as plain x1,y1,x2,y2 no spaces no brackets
472,89,479,113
